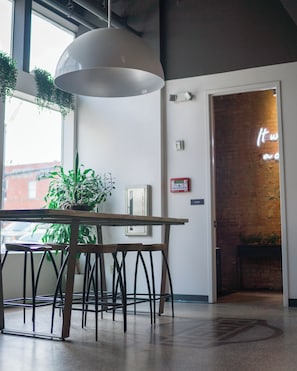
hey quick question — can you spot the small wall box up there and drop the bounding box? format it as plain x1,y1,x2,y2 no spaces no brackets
170,178,191,193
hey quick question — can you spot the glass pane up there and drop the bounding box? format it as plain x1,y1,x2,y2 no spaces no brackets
30,11,74,75
0,0,13,54
1,97,62,245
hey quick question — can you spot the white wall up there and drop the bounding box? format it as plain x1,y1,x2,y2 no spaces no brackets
76,92,165,291
77,61,297,304
165,61,297,303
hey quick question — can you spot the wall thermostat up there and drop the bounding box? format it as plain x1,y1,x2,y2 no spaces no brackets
170,178,191,193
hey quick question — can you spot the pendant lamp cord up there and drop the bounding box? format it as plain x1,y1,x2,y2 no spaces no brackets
107,0,111,28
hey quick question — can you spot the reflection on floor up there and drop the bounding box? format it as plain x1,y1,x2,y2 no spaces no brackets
1,291,297,371
218,290,283,304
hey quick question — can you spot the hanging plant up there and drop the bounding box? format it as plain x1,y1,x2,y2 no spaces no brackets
0,51,17,101
33,68,55,110
33,67,74,117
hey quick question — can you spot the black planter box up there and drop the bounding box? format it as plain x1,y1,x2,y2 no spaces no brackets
237,244,282,290
237,244,281,259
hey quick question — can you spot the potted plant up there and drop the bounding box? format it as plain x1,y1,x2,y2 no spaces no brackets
239,232,281,245
0,51,17,101
33,67,74,117
37,153,115,247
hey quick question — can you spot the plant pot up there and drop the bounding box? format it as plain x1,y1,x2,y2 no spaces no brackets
67,204,92,211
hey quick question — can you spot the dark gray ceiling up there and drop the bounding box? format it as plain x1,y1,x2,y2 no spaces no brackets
34,0,297,80
160,0,297,80
37,0,297,32
35,0,158,33
34,0,160,53
280,0,297,25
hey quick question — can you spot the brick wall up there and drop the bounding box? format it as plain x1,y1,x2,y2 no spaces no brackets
3,162,59,209
213,90,282,292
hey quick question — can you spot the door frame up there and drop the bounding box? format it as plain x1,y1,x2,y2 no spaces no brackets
205,81,288,305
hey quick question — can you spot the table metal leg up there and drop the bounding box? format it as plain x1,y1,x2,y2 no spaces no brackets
159,224,170,315
0,254,4,330
61,221,79,339
96,225,107,293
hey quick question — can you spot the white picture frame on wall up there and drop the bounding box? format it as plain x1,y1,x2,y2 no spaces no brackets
125,185,151,236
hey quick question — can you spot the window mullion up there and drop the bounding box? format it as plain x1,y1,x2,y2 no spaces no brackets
12,0,32,72
0,100,5,208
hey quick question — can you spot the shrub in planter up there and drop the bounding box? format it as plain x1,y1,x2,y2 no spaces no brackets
38,153,115,246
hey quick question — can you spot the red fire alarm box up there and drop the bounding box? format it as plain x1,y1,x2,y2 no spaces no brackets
170,178,191,193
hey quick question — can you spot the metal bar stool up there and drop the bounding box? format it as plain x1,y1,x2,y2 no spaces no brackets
114,243,173,324
80,249,111,328
114,244,154,324
51,244,126,341
138,244,174,319
1,243,67,332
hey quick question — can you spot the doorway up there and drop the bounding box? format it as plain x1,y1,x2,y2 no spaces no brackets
210,87,285,303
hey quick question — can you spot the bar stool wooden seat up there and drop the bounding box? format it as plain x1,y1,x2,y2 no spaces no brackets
1,242,67,332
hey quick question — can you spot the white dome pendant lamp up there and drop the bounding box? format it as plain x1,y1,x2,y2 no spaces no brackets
54,0,165,97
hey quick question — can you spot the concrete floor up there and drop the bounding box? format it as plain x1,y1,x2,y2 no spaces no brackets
0,291,296,371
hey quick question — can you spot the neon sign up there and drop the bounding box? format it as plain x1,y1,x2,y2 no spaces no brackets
256,128,278,147
256,127,279,161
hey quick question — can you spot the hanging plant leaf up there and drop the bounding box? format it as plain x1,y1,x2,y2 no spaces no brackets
54,87,75,117
33,68,55,110
0,51,17,101
33,67,74,117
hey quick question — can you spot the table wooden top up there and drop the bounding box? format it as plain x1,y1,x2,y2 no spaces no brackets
0,209,188,226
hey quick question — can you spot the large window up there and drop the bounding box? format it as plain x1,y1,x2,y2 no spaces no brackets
1,96,62,245
3,96,62,210
0,0,13,54
0,1,76,248
30,11,74,74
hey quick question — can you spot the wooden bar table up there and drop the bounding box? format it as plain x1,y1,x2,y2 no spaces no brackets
0,209,188,340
